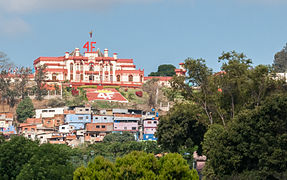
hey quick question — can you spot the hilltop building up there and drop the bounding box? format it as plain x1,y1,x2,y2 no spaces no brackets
33,47,144,87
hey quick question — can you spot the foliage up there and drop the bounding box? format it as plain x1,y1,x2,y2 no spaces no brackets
16,67,32,99
103,132,135,143
202,94,287,179
273,43,287,73
16,96,35,123
16,144,75,180
73,151,199,180
156,102,207,153
142,78,161,108
34,65,48,101
168,52,286,126
149,64,176,77
71,88,79,96
0,136,39,180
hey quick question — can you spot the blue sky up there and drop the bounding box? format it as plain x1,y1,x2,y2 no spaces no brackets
0,0,286,75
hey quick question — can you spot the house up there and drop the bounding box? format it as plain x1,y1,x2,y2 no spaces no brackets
59,124,75,133
42,114,64,128
0,113,16,135
35,107,65,118
65,114,91,130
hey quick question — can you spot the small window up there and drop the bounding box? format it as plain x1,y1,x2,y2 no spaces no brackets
31,128,35,131
24,128,28,131
104,117,107,120
47,121,50,124
42,110,48,112
78,117,83,120
80,109,83,111
132,127,136,130
147,121,151,124
49,110,55,112
124,127,127,130
85,109,89,111
86,116,89,119
95,117,98,119
57,120,60,122
62,127,65,129
96,125,100,128
154,121,157,124
101,125,106,128
40,136,43,139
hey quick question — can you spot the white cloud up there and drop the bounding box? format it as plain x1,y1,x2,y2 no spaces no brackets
0,0,161,13
0,15,30,36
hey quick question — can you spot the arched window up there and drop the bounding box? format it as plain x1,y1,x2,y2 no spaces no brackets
128,75,133,82
89,63,94,71
117,75,120,82
80,62,83,71
70,73,73,80
70,63,73,71
80,74,83,81
140,75,143,82
52,73,57,81
89,75,94,81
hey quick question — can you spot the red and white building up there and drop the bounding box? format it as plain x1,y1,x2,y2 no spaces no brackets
33,47,144,87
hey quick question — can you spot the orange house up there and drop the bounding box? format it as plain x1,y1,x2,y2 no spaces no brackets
86,123,113,132
42,114,64,128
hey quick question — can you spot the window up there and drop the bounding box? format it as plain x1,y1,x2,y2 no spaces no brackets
62,127,65,129
40,136,43,139
78,117,83,120
117,75,120,82
147,121,151,124
70,63,74,71
128,75,133,82
154,121,157,124
95,117,98,119
140,75,143,82
85,109,89,111
104,117,107,120
89,75,94,81
47,121,50,124
96,125,100,128
124,127,127,130
49,110,55,112
57,120,60,122
80,109,83,111
31,128,35,131
24,128,28,131
42,110,48,112
52,73,57,81
86,116,89,119
101,125,106,128
70,73,73,80
132,127,136,130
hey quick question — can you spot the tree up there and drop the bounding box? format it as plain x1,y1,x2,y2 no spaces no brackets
157,102,207,153
273,43,287,73
16,67,32,100
34,65,47,101
202,94,287,179
103,132,135,143
16,144,74,180
149,64,176,77
0,51,14,71
74,156,116,180
0,70,19,109
73,151,199,180
16,97,35,123
0,136,38,179
142,78,165,108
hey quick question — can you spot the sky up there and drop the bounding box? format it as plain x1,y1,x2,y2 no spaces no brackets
0,0,287,75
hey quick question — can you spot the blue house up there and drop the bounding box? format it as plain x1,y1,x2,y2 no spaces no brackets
65,114,91,130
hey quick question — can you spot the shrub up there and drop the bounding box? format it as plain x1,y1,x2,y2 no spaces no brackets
135,91,143,97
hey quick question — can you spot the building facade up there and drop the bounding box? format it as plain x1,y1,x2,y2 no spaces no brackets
33,47,144,87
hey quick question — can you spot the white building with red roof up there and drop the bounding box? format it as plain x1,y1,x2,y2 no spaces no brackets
33,45,144,87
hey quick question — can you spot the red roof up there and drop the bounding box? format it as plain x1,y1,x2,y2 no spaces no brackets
117,59,133,63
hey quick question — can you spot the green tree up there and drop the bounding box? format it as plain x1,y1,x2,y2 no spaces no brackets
0,136,38,180
273,43,287,73
103,131,135,143
73,156,116,180
16,67,32,100
16,144,74,180
34,65,47,101
202,94,287,179
16,96,35,123
149,64,176,77
157,102,207,153
158,153,199,180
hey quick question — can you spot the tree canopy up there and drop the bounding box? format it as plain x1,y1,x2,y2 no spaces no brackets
16,96,35,123
273,43,287,73
149,64,176,77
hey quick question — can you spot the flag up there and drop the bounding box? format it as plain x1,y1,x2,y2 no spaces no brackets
89,31,93,38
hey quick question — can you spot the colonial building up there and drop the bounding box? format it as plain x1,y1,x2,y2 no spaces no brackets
33,47,144,87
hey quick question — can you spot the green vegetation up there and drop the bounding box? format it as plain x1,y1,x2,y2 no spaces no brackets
34,65,48,101
156,51,287,179
16,97,35,123
273,43,287,73
149,64,176,77
74,151,199,180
